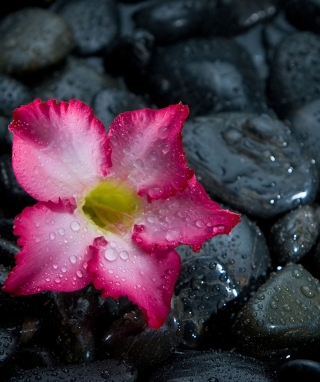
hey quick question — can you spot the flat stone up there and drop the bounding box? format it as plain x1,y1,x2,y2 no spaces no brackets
0,7,74,75
183,112,318,218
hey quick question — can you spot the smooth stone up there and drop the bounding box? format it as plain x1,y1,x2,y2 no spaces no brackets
0,218,19,268
146,350,276,382
93,88,149,131
34,56,118,106
177,213,271,292
0,116,12,150
58,0,119,55
0,154,36,217
287,98,320,184
278,359,320,382
0,328,19,365
174,256,239,348
0,7,74,75
267,32,320,117
233,264,320,357
9,359,137,382
146,38,266,117
284,0,320,33
101,296,183,369
270,204,320,265
182,112,318,218
0,74,33,118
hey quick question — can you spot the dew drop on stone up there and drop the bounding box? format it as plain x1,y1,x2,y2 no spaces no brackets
166,229,180,241
58,228,65,236
55,277,61,284
159,126,169,139
70,255,77,264
105,248,118,261
71,221,80,231
301,285,315,298
148,216,156,223
120,251,129,260
76,270,83,278
50,232,56,240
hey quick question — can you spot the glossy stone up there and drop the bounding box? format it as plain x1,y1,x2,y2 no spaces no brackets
233,264,320,357
183,112,318,218
146,350,275,382
278,359,320,382
0,7,74,75
146,38,266,117
0,218,19,268
284,0,320,32
58,0,119,55
0,328,19,365
270,204,320,264
268,32,320,117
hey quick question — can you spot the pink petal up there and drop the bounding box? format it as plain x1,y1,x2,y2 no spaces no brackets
10,99,111,203
108,104,194,201
87,232,181,329
133,176,241,252
3,200,98,295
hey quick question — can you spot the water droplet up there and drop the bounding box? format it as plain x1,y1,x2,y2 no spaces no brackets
53,263,58,269
147,216,156,223
195,220,204,228
49,232,56,240
76,270,83,278
292,269,301,278
33,166,40,174
70,255,77,264
120,251,129,260
161,144,170,154
301,285,315,298
55,277,61,284
212,224,225,233
282,304,292,311
105,248,118,261
71,221,80,231
158,126,169,139
150,150,158,160
61,266,67,273
166,229,180,241
123,146,130,154
58,228,65,236
270,300,277,309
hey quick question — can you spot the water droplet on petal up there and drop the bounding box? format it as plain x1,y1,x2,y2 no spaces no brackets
76,270,83,278
105,248,118,261
148,216,156,223
158,126,169,139
150,150,158,160
58,228,65,236
50,232,56,240
166,229,180,242
53,263,58,269
69,255,77,264
55,277,61,284
161,144,170,154
195,220,204,228
71,221,80,231
61,266,67,273
33,166,40,174
120,251,129,260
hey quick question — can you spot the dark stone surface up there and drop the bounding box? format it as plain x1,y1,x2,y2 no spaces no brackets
278,359,320,382
270,204,320,265
145,350,275,382
233,264,320,357
58,0,119,56
0,7,74,75
268,32,320,117
0,328,19,365
284,0,320,33
183,112,318,218
146,38,266,117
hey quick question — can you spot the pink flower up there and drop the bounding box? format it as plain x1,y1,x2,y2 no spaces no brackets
3,99,240,329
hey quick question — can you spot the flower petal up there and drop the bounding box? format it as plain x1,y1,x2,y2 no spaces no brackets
87,232,181,329
3,200,98,295
133,176,241,252
108,104,194,200
10,99,111,203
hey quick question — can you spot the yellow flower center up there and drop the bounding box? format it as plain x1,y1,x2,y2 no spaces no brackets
82,179,141,235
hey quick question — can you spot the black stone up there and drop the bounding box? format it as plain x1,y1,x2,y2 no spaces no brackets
146,350,275,382
58,0,119,56
0,7,74,75
0,328,19,365
270,204,320,265
182,112,318,218
146,38,266,117
278,359,320,382
0,74,33,118
267,32,320,117
233,264,320,357
9,359,137,382
34,57,118,107
174,256,239,347
0,218,19,268
284,0,320,33
93,88,149,131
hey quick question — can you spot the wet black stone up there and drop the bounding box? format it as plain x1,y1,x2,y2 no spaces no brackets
233,264,320,357
0,7,74,75
93,88,149,130
182,112,318,218
174,256,239,348
267,32,320,117
101,296,183,369
0,116,12,151
270,204,320,265
0,154,36,218
0,328,19,365
146,38,266,117
287,98,320,185
34,57,118,106
9,359,137,382
146,350,275,382
278,359,320,382
178,213,271,292
0,74,33,118
0,218,19,268
283,0,320,33
58,0,119,56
